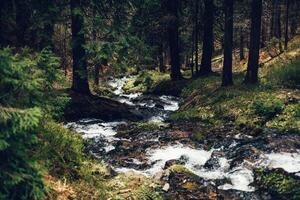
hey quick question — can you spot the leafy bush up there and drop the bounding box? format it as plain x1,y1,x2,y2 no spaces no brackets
0,107,45,200
256,169,300,200
268,102,300,132
36,121,84,178
268,57,300,88
0,48,66,199
252,98,284,120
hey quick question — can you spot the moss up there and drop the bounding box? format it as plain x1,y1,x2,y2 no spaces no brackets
169,164,193,174
117,121,169,136
123,70,169,93
181,182,199,190
255,169,300,200
191,132,204,142
173,56,300,132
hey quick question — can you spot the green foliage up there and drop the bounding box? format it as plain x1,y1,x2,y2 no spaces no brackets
123,71,169,93
36,121,84,179
251,97,284,120
117,121,169,137
191,132,204,142
267,57,300,88
0,47,68,199
256,169,300,200
0,48,65,109
36,48,63,90
268,102,300,132
0,107,45,200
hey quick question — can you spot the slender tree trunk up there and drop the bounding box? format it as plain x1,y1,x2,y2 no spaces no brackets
92,5,100,87
239,27,245,60
284,0,290,50
199,0,214,75
275,0,283,52
63,20,68,76
15,0,30,47
94,64,100,86
271,0,277,38
222,0,234,86
0,0,4,46
71,0,90,94
261,24,267,48
191,31,195,77
194,0,199,73
159,43,166,72
166,0,182,81
290,0,297,35
244,0,262,84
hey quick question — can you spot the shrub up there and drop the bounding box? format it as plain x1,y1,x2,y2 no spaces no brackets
268,57,300,88
252,98,284,120
0,47,66,199
256,169,300,200
0,107,45,200
36,121,84,178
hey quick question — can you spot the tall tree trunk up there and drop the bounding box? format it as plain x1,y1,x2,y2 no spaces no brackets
270,0,276,38
71,0,90,94
15,0,30,47
159,43,166,72
194,0,199,73
92,5,100,87
0,0,3,46
199,0,214,75
290,0,297,35
275,0,283,52
222,0,234,86
191,30,195,77
166,0,182,81
261,23,267,48
244,0,262,84
284,0,290,50
239,27,245,60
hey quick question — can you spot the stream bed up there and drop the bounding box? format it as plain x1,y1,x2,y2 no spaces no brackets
66,76,300,198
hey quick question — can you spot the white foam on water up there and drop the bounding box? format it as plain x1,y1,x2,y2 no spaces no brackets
66,120,127,153
107,76,132,95
218,167,255,192
261,152,300,173
144,144,213,175
159,95,179,111
66,120,125,139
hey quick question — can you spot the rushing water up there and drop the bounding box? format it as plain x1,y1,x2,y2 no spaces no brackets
66,76,300,193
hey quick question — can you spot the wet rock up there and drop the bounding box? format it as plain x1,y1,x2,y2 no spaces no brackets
164,159,185,169
64,91,143,121
162,183,170,192
204,156,220,170
155,103,164,109
149,79,190,96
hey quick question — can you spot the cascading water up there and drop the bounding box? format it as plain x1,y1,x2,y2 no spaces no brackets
66,76,300,193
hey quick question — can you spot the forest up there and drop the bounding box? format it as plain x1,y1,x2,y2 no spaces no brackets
0,0,300,199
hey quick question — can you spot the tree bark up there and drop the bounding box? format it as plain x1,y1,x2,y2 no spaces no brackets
159,43,166,72
244,0,262,84
194,0,199,73
239,27,245,60
222,0,234,86
199,0,214,75
290,0,297,36
275,0,283,52
71,0,90,94
15,0,31,47
284,0,290,50
165,0,182,81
